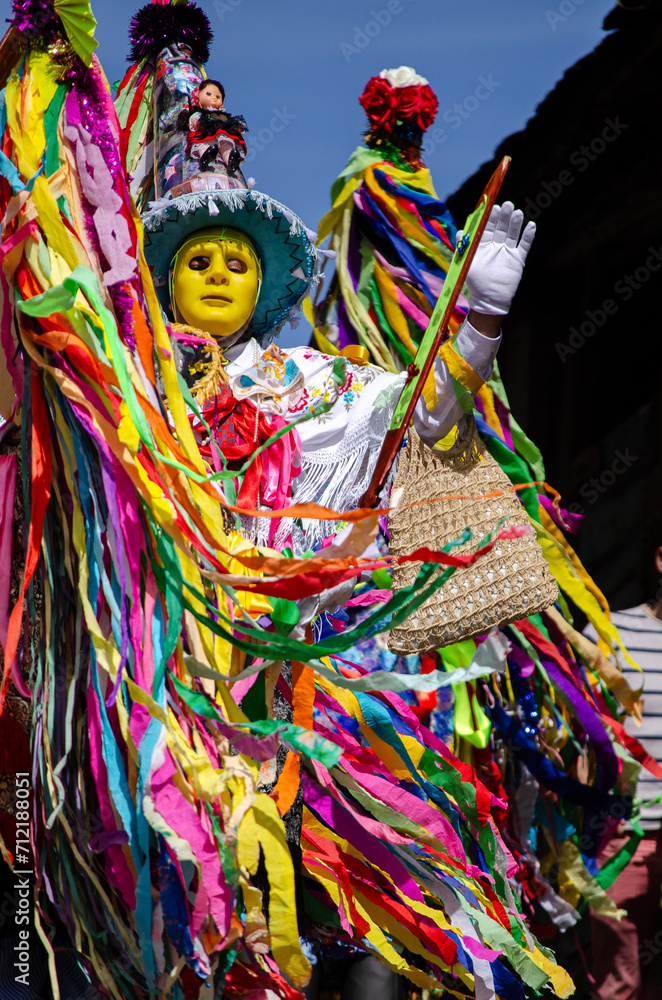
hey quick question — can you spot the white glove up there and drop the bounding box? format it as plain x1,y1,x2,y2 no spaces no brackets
457,202,536,316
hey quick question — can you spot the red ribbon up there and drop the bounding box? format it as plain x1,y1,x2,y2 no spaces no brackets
0,368,52,717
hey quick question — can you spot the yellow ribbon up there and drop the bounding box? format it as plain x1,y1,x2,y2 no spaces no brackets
557,839,626,920
534,512,640,671
439,339,485,397
238,797,311,987
545,606,643,722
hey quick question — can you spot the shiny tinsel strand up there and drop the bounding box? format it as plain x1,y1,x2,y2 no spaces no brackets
510,661,541,737
65,65,138,350
109,284,137,350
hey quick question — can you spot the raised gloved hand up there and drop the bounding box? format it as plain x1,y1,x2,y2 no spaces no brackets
458,202,536,316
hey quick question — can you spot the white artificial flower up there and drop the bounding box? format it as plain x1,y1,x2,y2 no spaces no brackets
379,66,428,88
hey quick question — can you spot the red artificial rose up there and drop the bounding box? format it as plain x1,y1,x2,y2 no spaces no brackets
396,86,422,120
416,85,439,130
359,76,397,130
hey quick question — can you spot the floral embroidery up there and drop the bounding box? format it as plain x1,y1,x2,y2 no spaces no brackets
306,383,336,424
286,360,382,419
337,365,379,411
288,388,310,414
339,369,353,394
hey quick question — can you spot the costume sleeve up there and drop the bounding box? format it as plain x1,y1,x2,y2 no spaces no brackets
412,317,501,446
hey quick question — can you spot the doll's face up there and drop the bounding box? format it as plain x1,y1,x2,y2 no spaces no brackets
172,228,261,345
198,83,224,110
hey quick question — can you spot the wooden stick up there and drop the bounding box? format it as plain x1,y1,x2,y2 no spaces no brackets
359,156,511,508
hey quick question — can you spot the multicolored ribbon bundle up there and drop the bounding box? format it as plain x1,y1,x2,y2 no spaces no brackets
313,90,656,963
0,6,576,999
0,6,653,1000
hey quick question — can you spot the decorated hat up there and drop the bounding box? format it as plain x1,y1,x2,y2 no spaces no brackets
142,188,321,339
118,1,323,337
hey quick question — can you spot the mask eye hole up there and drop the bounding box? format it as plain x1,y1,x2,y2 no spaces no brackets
226,258,248,274
189,255,211,271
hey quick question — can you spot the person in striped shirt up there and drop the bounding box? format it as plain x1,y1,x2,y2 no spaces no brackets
585,526,662,1000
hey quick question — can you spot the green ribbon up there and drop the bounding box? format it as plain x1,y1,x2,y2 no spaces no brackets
594,827,644,892
478,428,540,520
487,361,546,483
439,641,491,749
388,190,495,432
169,675,342,767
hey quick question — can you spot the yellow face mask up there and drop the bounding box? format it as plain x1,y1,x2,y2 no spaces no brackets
171,227,262,344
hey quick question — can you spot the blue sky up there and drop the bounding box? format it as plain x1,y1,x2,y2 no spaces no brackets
2,0,617,344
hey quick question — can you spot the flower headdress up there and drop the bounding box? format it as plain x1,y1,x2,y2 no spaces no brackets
359,65,439,167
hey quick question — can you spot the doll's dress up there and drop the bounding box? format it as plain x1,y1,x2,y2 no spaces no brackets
187,108,248,174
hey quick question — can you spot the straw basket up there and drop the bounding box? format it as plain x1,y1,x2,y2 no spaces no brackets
387,421,558,653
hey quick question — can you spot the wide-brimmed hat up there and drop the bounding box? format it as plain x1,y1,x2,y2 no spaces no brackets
142,187,321,339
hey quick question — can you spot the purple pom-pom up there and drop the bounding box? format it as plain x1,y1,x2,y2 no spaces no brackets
10,0,59,40
128,2,212,66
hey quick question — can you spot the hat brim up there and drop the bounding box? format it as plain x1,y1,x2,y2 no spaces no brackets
142,188,320,337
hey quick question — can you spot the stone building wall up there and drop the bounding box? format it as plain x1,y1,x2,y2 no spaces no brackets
447,1,662,610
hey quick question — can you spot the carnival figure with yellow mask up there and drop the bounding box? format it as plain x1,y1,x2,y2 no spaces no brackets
142,186,534,561
122,2,534,561
0,2,581,999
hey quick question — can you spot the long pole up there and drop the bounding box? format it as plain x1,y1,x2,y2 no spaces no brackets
359,156,511,508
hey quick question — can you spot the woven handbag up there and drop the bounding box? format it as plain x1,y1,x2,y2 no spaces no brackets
387,419,558,653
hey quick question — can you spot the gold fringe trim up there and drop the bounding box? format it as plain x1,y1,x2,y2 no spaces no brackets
171,324,229,406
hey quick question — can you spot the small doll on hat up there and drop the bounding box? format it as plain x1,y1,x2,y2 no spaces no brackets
178,79,248,176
